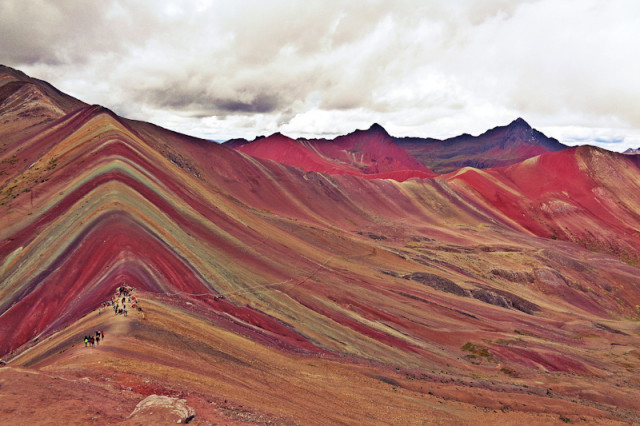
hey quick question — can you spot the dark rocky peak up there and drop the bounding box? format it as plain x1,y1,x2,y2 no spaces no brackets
509,117,532,129
341,122,391,141
369,123,386,132
367,123,389,135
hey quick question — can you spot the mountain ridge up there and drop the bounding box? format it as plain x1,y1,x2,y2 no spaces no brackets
393,117,567,173
225,117,567,177
2,65,640,423
229,123,436,181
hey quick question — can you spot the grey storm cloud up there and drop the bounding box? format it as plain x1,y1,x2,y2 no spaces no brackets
1,0,639,148
143,85,284,115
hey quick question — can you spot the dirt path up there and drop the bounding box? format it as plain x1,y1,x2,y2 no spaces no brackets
0,302,147,423
8,297,140,368
72,311,130,357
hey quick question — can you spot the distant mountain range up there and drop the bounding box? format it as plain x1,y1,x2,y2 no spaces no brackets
226,123,435,181
226,117,567,177
2,65,640,423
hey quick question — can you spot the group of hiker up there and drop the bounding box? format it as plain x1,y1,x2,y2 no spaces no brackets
96,284,142,317
83,283,143,348
84,330,104,348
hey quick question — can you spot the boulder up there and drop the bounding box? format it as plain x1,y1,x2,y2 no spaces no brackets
127,394,195,424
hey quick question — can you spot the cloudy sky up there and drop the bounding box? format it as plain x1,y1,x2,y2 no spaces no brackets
2,0,639,150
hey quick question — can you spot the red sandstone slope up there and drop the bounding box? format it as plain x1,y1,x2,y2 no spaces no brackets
231,124,435,181
448,146,640,263
233,132,354,174
309,123,434,175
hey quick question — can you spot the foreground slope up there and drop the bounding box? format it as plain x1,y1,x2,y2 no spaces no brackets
6,290,637,424
1,66,640,423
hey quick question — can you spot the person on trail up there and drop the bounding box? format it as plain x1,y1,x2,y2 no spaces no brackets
96,335,100,345
84,336,88,347
90,337,94,348
124,308,128,317
101,331,104,340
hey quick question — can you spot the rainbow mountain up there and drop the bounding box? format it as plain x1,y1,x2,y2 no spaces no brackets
1,65,640,423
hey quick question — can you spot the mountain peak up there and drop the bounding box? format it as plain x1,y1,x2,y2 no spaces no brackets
623,147,640,155
509,117,531,129
0,64,33,84
367,123,389,135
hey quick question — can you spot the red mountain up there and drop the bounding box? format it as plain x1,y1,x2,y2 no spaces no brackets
229,118,566,179
228,123,436,181
449,146,640,263
395,117,567,173
2,66,640,423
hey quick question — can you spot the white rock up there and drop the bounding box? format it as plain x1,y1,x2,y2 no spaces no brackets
129,394,195,423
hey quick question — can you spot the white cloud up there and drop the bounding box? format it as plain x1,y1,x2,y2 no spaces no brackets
1,0,638,150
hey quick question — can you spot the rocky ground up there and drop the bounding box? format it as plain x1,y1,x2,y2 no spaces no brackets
2,290,639,425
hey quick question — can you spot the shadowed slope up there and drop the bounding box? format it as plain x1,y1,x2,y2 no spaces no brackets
395,118,567,174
